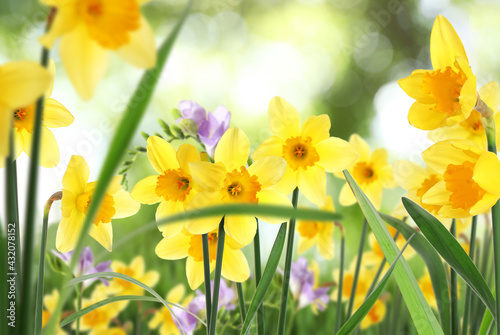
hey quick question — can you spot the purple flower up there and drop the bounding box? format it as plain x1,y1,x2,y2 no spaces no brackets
290,258,330,311
53,247,112,287
178,100,207,128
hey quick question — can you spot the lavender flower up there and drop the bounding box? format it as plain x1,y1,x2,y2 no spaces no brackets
290,258,330,311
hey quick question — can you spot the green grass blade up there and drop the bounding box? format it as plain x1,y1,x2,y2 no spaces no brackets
344,170,444,335
462,216,478,335
237,282,247,323
450,221,459,335
208,219,225,335
334,227,345,333
402,197,496,321
381,213,451,334
254,220,265,335
346,219,368,320
240,222,287,335
337,234,415,335
60,295,158,327
202,233,212,326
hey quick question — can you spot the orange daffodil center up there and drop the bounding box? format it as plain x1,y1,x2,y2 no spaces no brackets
283,136,320,170
188,231,218,262
76,191,116,224
421,66,466,117
155,168,193,202
223,167,261,202
444,161,486,210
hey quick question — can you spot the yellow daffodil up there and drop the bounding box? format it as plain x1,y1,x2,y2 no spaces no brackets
359,299,386,330
93,328,126,335
364,228,415,268
39,0,156,99
0,61,52,160
149,284,192,335
428,82,500,148
332,265,376,302
338,134,396,209
187,127,291,246
41,290,66,335
422,139,500,218
399,15,477,130
296,196,335,260
6,61,74,168
110,256,160,296
156,228,250,289
131,137,201,239
58,155,140,252
418,271,439,310
252,97,358,206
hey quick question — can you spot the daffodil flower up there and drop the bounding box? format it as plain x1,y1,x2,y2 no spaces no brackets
39,0,156,99
0,61,52,160
338,134,396,210
131,137,201,238
422,139,500,218
156,228,250,289
41,290,66,335
109,256,160,296
363,229,415,268
399,15,477,130
149,284,193,335
58,155,140,252
252,97,358,206
358,299,386,330
186,127,291,246
296,196,335,260
418,271,438,310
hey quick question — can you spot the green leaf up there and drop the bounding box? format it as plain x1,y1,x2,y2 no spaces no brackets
344,171,444,335
60,295,158,327
337,234,415,335
381,214,451,334
240,222,287,335
402,197,496,321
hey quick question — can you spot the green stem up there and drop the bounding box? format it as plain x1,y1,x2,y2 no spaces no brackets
334,223,345,333
254,219,265,335
34,192,61,334
462,216,477,335
75,282,83,335
208,218,225,335
346,218,368,320
450,220,459,335
277,187,299,335
237,282,246,323
366,231,400,298
201,233,212,329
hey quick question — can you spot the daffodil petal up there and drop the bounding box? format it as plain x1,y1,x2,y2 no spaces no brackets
458,75,477,121
349,134,370,162
248,156,287,188
252,135,283,162
0,105,11,159
56,209,85,253
318,225,334,259
39,5,79,48
421,180,449,205
166,284,185,304
273,165,297,197
131,175,162,204
89,222,113,252
408,101,447,130
393,160,428,191
297,165,326,206
365,182,384,210
60,24,109,100
268,96,301,140
185,192,222,235
176,143,200,175
298,235,315,255
23,127,60,168
214,127,250,171
130,256,145,274
112,189,140,219
479,81,500,111
470,193,500,216
339,182,356,207
315,137,358,173
422,139,482,174
190,161,226,191
155,234,190,260
116,17,156,69
61,189,76,218
186,257,206,290
430,15,468,70
147,135,179,174
301,115,331,144
256,189,292,224
225,215,256,246
156,200,185,238
398,70,435,104
474,151,500,195
43,98,74,128
221,248,250,283
62,155,89,195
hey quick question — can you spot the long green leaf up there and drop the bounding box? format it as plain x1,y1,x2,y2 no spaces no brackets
402,197,496,321
240,222,287,335
381,213,451,334
344,171,444,335
337,234,415,335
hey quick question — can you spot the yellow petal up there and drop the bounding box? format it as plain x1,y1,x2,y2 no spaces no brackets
214,127,250,171
186,257,206,290
256,189,292,224
297,165,326,206
131,175,162,204
56,209,85,252
349,134,370,162
185,192,222,234
62,155,89,195
408,101,447,130
89,222,113,252
22,128,59,168
298,236,316,255
318,224,334,259
221,248,250,283
392,160,428,191
225,215,256,246
0,61,52,109
189,161,226,191
112,189,140,219
430,15,468,70
130,256,145,275
301,115,331,144
421,180,450,205
273,165,297,197
422,139,482,174
248,156,287,188
59,24,109,100
156,200,185,238
474,152,500,195
176,143,200,175
43,98,74,128
365,182,384,210
166,284,185,304
398,70,435,104
38,5,79,48
470,193,500,216
61,189,76,218
0,105,11,159
315,137,358,173
268,97,301,140
155,233,191,260
479,81,500,111
339,182,356,207
252,136,283,162
116,17,156,69
457,74,477,121
147,135,179,174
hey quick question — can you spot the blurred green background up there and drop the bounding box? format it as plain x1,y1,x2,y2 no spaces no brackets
1,0,500,333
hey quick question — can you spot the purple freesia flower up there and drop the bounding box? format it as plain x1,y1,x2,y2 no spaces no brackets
290,258,330,311
53,247,112,287
178,100,207,128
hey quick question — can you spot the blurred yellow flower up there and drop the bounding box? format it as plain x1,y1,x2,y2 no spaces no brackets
332,265,376,302
131,137,201,239
39,0,156,99
296,196,335,260
399,15,477,130
422,139,500,218
0,61,52,160
149,284,192,335
359,299,386,330
58,155,140,252
187,127,291,246
252,97,358,206
418,271,437,309
41,290,66,335
110,256,160,296
156,228,250,289
338,134,396,209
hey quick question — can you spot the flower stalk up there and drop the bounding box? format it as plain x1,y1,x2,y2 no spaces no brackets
346,218,368,319
450,220,459,335
208,218,225,335
201,233,212,330
334,222,345,333
254,219,265,335
462,215,477,335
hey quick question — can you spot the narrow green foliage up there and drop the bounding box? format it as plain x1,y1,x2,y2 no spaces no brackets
254,220,265,334
202,233,212,327
346,219,368,320
462,216,478,335
237,282,247,323
209,219,225,335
